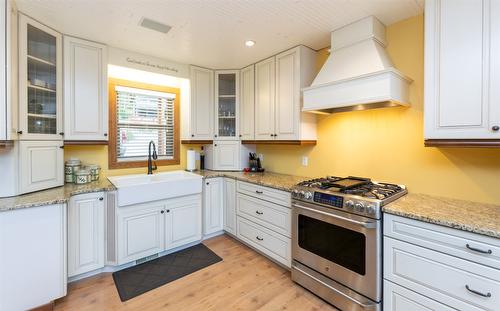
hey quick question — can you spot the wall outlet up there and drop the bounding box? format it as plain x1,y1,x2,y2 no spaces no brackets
302,156,309,166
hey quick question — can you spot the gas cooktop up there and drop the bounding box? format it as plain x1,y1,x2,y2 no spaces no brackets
292,176,407,219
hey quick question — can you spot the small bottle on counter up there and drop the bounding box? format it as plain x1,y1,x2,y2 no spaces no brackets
200,146,205,170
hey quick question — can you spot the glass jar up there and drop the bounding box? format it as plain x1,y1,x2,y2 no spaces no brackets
65,159,81,183
74,168,92,184
87,164,101,181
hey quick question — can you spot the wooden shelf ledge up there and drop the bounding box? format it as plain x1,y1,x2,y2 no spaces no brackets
425,139,500,148
0,140,14,149
64,140,108,146
181,140,213,144
241,140,316,146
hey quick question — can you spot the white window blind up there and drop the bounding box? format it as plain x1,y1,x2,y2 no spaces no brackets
115,86,176,161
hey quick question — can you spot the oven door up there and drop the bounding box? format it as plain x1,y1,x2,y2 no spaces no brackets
292,200,381,302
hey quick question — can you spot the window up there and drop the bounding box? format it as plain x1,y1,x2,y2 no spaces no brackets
108,78,180,169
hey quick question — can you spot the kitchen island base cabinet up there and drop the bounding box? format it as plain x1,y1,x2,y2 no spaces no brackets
116,194,202,265
68,192,105,278
0,204,67,311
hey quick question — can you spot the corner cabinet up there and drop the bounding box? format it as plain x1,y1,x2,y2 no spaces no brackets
189,66,214,140
424,0,500,145
68,192,105,278
18,14,63,140
63,36,108,141
215,70,239,140
203,177,223,236
255,46,317,141
239,65,255,140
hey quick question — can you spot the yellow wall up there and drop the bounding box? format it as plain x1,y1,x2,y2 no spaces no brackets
257,15,500,205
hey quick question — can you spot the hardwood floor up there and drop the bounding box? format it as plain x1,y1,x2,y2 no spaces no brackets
55,234,336,311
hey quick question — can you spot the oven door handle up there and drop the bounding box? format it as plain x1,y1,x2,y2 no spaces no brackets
293,203,377,229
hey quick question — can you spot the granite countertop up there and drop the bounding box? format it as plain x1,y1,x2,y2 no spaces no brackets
196,170,309,192
0,179,115,213
383,193,500,239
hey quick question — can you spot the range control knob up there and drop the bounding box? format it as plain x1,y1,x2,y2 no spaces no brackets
366,204,376,215
299,191,306,198
304,192,313,200
354,202,365,213
292,189,299,197
345,200,355,209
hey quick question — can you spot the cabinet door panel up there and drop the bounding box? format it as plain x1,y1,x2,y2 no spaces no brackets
203,178,223,235
214,141,239,170
19,140,64,194
240,65,255,140
255,57,275,140
383,281,455,311
215,70,239,140
64,36,107,141
223,178,236,234
276,49,299,140
118,204,164,264
68,193,105,277
190,66,214,139
166,195,202,249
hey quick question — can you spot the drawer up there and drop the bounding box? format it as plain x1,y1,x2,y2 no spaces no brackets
384,214,500,269
236,181,291,207
236,216,291,267
237,193,291,237
383,280,455,311
384,237,500,311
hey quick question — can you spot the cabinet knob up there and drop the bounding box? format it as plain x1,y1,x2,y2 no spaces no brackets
104,133,108,137
214,144,217,147
239,134,242,138
59,132,64,136
270,134,273,137
256,236,264,241
59,146,64,149
492,125,500,132
99,197,104,201
17,130,22,134
206,182,210,185
215,134,218,137
191,134,195,137
274,134,277,137
161,210,165,214
166,209,170,213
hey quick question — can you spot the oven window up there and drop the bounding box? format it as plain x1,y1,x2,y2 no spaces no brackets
298,215,366,275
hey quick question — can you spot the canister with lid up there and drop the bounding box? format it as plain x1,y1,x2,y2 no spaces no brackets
87,164,101,181
74,168,92,184
65,159,81,183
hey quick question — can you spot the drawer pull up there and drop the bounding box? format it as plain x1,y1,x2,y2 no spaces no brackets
255,190,263,194
256,236,264,241
465,285,492,298
255,210,263,215
466,244,492,255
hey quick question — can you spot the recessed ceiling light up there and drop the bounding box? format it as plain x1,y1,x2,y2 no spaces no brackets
245,40,255,47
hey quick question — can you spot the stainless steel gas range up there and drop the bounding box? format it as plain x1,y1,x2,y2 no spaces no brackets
290,176,407,311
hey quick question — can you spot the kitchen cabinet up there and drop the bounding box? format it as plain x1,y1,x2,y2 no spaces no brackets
189,65,214,140
424,0,500,144
63,35,108,141
18,140,64,194
239,64,254,140
223,178,236,235
68,192,105,278
215,70,239,140
203,140,255,171
0,0,10,141
255,46,317,141
117,202,165,264
18,13,63,140
383,214,500,311
255,56,275,140
203,177,223,236
165,194,202,250
0,204,67,311
383,280,455,311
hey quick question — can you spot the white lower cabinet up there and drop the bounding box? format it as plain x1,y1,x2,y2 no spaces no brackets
384,280,455,311
383,214,500,311
203,177,223,235
19,140,64,194
116,194,202,265
223,178,236,235
68,192,105,278
165,195,202,249
0,204,66,311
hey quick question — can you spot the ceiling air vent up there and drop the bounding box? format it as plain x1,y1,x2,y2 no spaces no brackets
139,17,171,34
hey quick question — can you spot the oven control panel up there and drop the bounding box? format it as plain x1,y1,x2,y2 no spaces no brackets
313,192,343,208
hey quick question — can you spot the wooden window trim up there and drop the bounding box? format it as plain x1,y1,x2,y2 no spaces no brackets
108,78,180,169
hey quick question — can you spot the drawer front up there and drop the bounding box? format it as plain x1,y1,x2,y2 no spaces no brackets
384,280,455,311
384,237,500,311
384,214,500,269
237,193,291,237
237,181,291,207
236,216,291,267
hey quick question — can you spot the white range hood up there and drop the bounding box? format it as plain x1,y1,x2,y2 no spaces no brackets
303,16,412,114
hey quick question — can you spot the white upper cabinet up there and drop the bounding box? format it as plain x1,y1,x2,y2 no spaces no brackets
255,56,276,140
215,70,239,140
18,14,63,140
239,64,255,140
189,66,214,140
63,36,107,141
255,46,317,141
424,0,500,141
0,0,7,140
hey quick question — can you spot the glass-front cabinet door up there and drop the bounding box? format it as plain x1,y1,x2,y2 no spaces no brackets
215,70,239,140
18,14,62,140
